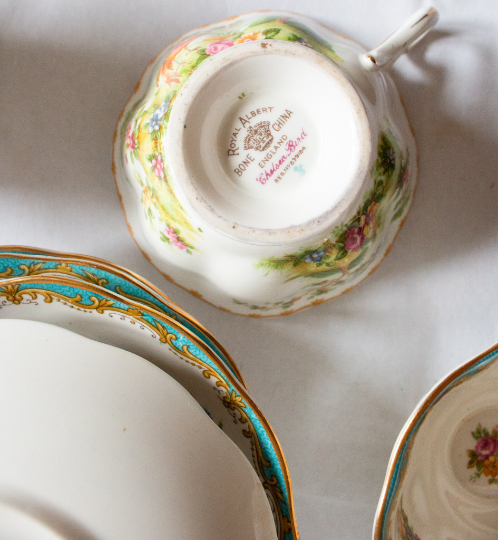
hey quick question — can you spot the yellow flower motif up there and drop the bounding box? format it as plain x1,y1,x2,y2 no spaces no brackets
360,201,380,236
234,32,263,45
142,186,156,210
483,455,498,478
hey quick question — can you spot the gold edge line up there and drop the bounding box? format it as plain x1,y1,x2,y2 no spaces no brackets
1,274,299,540
372,342,498,540
0,249,247,390
411,9,437,29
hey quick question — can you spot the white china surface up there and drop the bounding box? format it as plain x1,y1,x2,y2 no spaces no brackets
0,320,276,540
1,2,497,539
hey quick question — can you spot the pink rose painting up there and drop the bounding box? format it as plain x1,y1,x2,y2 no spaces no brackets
125,124,133,142
151,154,164,179
164,226,188,251
127,135,137,151
125,124,137,158
206,39,234,55
475,435,498,461
467,424,498,484
345,226,365,253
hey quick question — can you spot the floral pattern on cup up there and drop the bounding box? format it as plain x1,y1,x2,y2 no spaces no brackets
234,31,263,44
467,423,498,484
244,130,410,312
161,225,189,252
148,153,165,180
124,123,139,165
206,39,234,55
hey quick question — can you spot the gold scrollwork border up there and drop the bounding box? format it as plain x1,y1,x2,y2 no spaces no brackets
0,247,246,390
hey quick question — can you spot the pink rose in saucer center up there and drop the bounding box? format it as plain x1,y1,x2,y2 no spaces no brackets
206,40,234,55
475,435,498,461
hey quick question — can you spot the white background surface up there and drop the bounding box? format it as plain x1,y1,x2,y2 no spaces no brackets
1,1,497,538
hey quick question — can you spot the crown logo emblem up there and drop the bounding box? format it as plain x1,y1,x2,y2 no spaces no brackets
244,121,274,152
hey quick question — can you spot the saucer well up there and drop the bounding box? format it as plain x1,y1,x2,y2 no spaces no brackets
0,319,276,540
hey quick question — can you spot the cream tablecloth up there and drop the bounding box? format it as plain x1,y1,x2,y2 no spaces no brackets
1,0,497,537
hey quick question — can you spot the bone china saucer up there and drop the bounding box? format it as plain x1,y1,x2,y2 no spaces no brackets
375,343,498,540
0,320,276,540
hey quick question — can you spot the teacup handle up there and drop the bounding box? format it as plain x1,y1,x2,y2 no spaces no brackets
360,7,439,71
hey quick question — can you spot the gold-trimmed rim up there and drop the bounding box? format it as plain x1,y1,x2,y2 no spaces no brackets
111,11,418,318
0,245,188,316
0,274,299,540
0,246,247,388
373,341,498,540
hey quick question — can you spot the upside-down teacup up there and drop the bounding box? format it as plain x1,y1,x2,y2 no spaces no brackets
113,8,438,316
